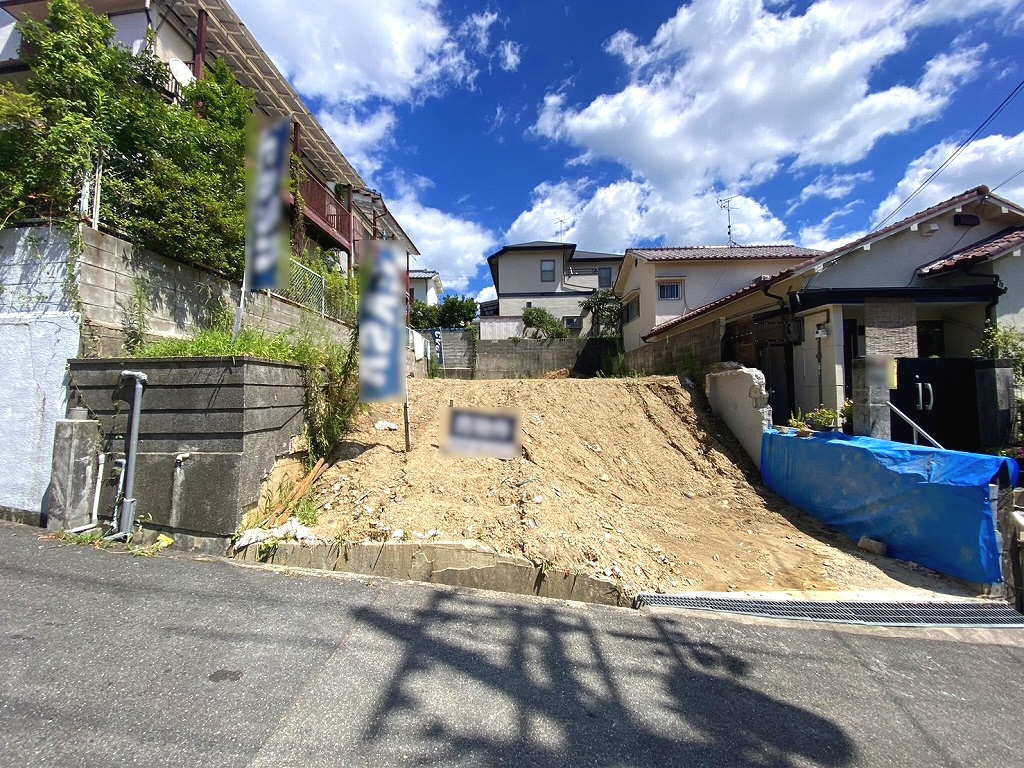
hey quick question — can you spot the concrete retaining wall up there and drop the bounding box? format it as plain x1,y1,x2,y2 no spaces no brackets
229,538,628,607
76,227,351,357
68,357,305,539
706,365,772,469
475,337,618,379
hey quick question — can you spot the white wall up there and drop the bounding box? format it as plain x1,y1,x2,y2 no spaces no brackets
0,228,80,517
479,316,524,340
706,366,772,469
110,11,149,54
0,11,20,63
792,305,845,415
409,277,439,306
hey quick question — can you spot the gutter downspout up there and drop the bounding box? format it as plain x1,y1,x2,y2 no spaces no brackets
114,371,148,538
963,265,1006,323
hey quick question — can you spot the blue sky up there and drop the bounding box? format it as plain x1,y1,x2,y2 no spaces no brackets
231,0,1024,303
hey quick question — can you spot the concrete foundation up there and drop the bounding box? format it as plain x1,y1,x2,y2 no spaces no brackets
46,419,102,531
68,357,306,538
230,538,629,607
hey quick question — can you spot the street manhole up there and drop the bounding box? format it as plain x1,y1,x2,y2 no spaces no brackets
634,595,1024,628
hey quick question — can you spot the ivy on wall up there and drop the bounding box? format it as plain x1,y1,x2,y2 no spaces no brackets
0,0,252,278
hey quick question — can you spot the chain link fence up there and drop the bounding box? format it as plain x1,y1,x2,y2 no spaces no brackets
270,258,327,316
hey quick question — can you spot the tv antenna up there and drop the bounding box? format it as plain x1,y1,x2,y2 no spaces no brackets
717,196,738,246
555,216,568,242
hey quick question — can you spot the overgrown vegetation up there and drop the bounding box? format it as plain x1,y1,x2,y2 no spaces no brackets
409,295,478,329
0,0,251,277
136,325,359,464
522,306,569,339
973,321,1024,387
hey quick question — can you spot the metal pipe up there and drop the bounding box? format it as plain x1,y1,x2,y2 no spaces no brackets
118,371,149,535
90,452,105,526
887,401,944,449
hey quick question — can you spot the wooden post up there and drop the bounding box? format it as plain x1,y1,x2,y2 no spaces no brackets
194,9,208,79
404,390,412,452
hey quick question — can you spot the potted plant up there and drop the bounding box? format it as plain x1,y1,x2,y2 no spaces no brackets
840,399,854,434
805,407,840,431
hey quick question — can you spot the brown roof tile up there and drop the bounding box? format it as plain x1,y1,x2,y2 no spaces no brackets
628,244,820,261
918,226,1024,276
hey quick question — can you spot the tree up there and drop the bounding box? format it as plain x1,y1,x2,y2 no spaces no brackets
409,300,440,329
437,294,477,328
409,295,477,329
579,289,621,337
522,306,569,339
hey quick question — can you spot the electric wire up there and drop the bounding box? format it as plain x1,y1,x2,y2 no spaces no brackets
874,76,1024,231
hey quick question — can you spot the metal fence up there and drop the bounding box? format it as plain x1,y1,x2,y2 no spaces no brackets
270,258,327,315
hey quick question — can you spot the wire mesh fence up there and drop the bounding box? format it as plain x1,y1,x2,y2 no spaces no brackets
271,258,327,315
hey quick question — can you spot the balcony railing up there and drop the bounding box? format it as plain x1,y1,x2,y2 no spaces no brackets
300,174,352,247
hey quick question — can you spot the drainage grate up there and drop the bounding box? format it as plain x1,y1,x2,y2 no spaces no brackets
634,595,1024,628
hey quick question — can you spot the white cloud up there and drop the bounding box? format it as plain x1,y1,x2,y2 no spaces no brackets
458,11,500,54
505,179,786,252
872,131,1024,226
232,0,478,106
389,189,497,293
533,0,1011,198
317,107,396,180
787,170,873,214
797,200,867,251
497,40,522,72
475,285,498,303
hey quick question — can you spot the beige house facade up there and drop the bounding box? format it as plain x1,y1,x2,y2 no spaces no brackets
408,270,443,306
634,186,1024,424
615,245,819,353
482,242,622,338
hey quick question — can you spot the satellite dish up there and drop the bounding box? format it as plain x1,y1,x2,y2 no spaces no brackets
168,58,196,88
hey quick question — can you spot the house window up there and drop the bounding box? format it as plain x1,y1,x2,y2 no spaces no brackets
598,267,612,289
623,296,640,324
409,287,417,302
540,259,556,283
658,282,682,300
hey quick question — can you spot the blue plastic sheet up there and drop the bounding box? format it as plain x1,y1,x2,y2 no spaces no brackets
761,430,1018,585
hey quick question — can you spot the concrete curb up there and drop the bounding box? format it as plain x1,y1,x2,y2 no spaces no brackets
229,538,629,607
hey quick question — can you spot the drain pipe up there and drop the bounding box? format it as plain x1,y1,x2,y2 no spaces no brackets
116,371,148,537
64,452,106,535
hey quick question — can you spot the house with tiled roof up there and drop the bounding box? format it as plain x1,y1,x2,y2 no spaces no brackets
481,241,623,338
630,186,1024,445
614,244,819,352
408,269,443,306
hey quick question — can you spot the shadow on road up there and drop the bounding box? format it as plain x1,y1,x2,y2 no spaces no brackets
354,590,856,767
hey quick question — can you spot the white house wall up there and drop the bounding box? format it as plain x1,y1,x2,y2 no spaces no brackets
792,305,845,416
0,11,19,62
109,10,149,54
811,212,1019,290
0,228,80,519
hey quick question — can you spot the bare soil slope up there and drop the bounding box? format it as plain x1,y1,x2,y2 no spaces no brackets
309,377,958,598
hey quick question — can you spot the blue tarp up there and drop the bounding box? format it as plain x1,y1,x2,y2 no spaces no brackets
761,430,1018,585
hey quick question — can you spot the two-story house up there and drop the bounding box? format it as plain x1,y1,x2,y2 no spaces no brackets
481,241,623,338
408,269,443,306
615,245,820,353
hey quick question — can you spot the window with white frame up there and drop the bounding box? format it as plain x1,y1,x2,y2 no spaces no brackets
658,281,682,300
540,259,556,282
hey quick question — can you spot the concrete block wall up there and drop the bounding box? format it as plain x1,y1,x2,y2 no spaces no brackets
439,329,474,370
76,227,351,357
474,337,617,379
625,319,724,375
864,298,917,358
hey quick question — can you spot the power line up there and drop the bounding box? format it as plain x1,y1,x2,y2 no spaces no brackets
874,75,1024,230
992,165,1024,194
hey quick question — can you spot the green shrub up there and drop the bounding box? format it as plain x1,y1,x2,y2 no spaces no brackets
522,306,569,339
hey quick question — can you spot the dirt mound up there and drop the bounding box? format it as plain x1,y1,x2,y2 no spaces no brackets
308,377,957,598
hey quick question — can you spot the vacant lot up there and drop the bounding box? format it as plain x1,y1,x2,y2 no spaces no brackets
308,376,961,598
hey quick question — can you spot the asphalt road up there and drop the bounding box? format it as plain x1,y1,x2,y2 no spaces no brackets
1,521,1022,767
